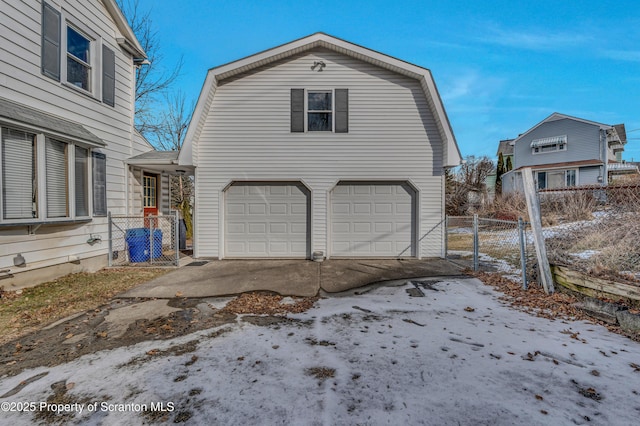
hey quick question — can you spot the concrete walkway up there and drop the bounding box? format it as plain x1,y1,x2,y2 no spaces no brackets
118,258,467,298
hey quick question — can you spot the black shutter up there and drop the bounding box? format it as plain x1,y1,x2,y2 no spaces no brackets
41,2,61,80
102,46,116,107
291,89,304,132
335,89,349,133
92,152,107,216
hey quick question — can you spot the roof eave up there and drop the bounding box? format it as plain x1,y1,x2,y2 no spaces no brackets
103,0,147,60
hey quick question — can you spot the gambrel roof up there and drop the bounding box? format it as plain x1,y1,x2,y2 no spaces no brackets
178,32,461,167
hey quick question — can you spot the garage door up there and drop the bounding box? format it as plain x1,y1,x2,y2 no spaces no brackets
331,182,415,257
225,183,310,257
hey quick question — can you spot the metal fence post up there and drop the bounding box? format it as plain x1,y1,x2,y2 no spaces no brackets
518,217,528,290
108,211,113,267
149,216,154,265
444,216,449,258
174,210,180,266
473,214,479,271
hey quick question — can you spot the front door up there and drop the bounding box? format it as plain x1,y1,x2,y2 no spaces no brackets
143,173,158,227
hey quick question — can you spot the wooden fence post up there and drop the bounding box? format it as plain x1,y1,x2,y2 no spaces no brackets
521,168,555,294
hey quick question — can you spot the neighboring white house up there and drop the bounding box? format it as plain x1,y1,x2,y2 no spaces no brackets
0,0,169,288
179,33,461,260
502,113,637,193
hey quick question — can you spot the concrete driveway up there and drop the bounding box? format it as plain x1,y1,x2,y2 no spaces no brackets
118,258,466,298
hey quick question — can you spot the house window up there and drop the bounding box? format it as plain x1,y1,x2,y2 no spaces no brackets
45,138,69,217
66,26,91,91
531,135,567,154
143,175,157,208
41,3,116,105
75,146,89,217
291,88,349,133
308,91,332,131
92,152,107,217
1,129,37,220
536,169,577,190
0,126,103,223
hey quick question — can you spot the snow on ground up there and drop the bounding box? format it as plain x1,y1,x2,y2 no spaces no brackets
1,278,639,425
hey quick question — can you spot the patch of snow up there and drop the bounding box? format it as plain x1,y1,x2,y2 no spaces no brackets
1,279,639,425
571,250,600,260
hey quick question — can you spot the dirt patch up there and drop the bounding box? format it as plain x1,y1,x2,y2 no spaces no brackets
0,291,319,378
0,268,171,346
0,299,236,378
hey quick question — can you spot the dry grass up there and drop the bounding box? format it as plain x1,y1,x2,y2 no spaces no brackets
0,268,170,345
482,193,528,221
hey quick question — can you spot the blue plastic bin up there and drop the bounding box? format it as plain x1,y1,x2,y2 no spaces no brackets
125,228,150,262
151,229,163,259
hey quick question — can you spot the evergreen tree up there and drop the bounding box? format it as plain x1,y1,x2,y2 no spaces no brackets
495,152,504,196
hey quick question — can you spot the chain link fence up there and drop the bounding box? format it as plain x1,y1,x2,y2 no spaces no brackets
446,215,535,287
539,184,640,281
108,213,179,267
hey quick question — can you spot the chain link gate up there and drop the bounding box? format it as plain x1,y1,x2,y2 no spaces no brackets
108,212,179,266
446,215,534,288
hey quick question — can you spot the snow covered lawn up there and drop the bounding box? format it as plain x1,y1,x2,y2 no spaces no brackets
1,278,639,425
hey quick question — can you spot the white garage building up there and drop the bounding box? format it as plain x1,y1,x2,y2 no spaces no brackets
179,33,461,260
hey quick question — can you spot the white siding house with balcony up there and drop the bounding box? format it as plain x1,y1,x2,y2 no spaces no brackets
501,113,634,193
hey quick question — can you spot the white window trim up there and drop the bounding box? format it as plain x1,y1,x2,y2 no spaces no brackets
62,21,102,97
0,126,94,225
531,135,567,155
305,89,334,132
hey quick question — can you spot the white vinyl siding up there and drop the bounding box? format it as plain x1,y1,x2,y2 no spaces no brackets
0,0,144,277
515,119,601,169
193,48,444,259
1,128,36,220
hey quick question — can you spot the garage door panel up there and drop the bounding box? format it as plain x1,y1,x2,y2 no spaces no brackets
354,186,372,195
225,183,309,258
269,204,287,214
396,202,412,214
226,203,245,214
374,185,393,195
332,203,350,214
353,222,371,233
374,203,393,214
375,222,393,233
331,182,415,257
227,223,246,234
353,203,371,214
290,203,307,214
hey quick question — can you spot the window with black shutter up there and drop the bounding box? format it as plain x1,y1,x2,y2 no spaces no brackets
291,89,349,133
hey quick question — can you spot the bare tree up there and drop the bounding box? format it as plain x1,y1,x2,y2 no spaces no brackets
446,156,495,215
150,92,194,238
116,0,183,137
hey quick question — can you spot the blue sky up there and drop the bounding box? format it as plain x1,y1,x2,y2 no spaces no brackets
133,0,640,160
